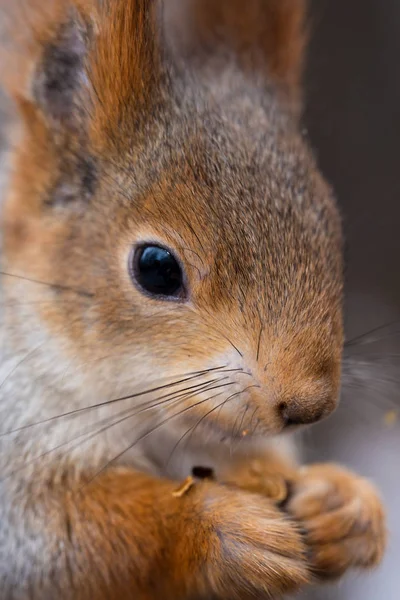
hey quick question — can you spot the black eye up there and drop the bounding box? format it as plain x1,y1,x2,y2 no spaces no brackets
131,244,185,299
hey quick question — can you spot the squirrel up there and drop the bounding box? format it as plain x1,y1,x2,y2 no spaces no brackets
0,1,386,599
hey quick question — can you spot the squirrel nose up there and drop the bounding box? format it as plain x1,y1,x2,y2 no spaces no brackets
279,398,334,427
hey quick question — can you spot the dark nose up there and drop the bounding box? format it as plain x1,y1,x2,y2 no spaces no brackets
279,399,333,427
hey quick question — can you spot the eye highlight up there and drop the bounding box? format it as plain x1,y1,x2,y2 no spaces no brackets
130,244,185,300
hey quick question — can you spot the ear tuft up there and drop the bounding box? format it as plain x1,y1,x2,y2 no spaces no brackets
89,0,161,143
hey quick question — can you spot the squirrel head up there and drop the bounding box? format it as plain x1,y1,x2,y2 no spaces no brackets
0,0,343,438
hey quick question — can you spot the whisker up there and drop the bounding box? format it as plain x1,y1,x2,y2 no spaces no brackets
342,360,400,386
153,222,206,268
225,337,243,358
121,376,232,422
251,408,261,436
343,368,400,393
168,385,258,466
0,366,235,437
112,376,232,424
256,325,264,362
183,262,202,279
344,353,400,361
165,391,226,467
249,407,259,434
227,390,258,450
196,307,245,358
0,270,94,298
185,393,243,446
216,384,260,433
234,403,250,440
81,381,235,489
176,246,205,267
343,381,399,410
0,343,45,392
345,320,400,348
2,299,86,307
170,206,206,254
231,411,250,453
1,378,232,481
0,411,129,483
0,411,121,483
208,321,243,357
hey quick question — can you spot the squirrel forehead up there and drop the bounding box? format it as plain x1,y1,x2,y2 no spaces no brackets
109,77,330,212
104,83,341,257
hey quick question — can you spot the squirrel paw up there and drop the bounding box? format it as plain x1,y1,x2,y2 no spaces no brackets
193,483,309,598
285,464,387,580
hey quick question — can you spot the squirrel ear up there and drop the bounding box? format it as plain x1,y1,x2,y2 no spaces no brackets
0,0,160,141
0,1,93,130
167,0,308,115
0,0,161,212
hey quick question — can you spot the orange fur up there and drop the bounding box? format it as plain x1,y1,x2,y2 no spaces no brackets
89,0,160,144
40,467,309,599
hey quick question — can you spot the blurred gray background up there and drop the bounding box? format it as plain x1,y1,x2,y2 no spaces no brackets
301,0,400,598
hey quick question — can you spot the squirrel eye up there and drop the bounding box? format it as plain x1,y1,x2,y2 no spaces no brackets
130,244,185,299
